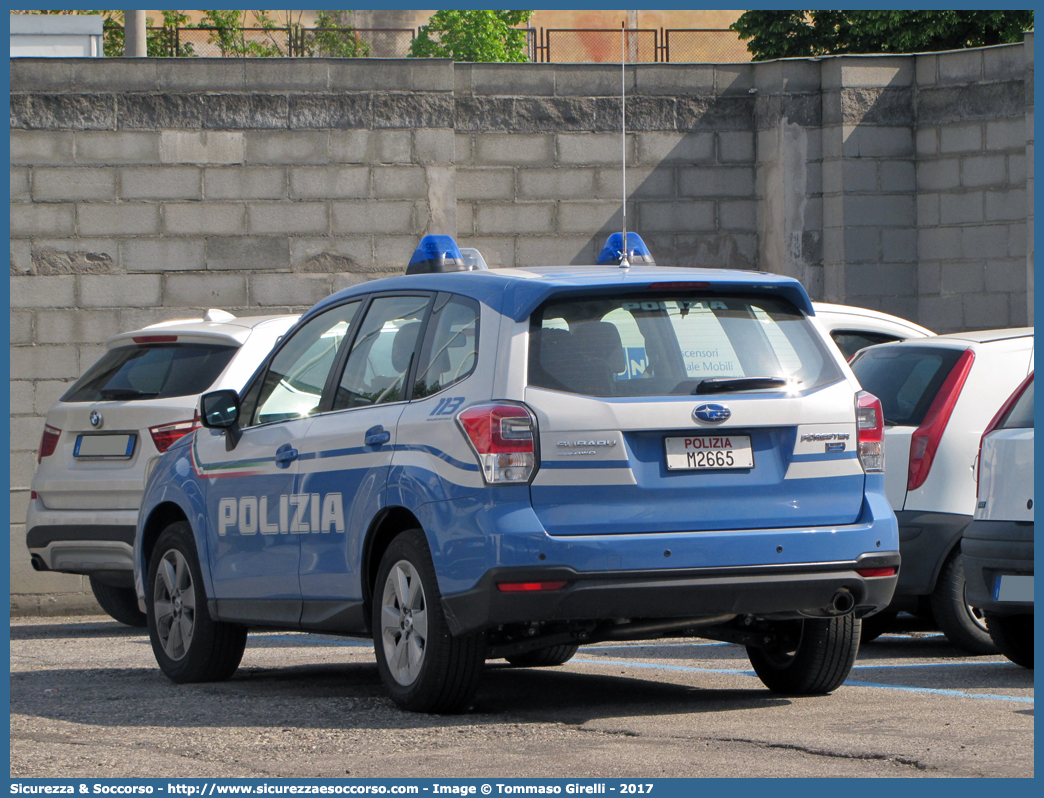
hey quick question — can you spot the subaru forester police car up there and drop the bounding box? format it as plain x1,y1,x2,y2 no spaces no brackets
133,233,899,713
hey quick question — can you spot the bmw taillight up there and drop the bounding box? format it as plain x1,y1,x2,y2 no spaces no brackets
975,371,1033,497
856,391,884,473
457,402,538,484
908,349,975,491
38,424,61,463
149,414,200,453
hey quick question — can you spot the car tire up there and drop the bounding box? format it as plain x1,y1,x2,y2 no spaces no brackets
505,643,580,667
859,609,898,644
985,613,1034,669
930,551,998,655
372,529,485,714
747,615,860,695
146,521,247,684
89,576,147,627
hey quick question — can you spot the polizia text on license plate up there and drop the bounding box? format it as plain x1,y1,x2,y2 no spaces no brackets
664,435,753,470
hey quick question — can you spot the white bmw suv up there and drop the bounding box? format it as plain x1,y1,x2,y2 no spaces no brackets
26,310,298,626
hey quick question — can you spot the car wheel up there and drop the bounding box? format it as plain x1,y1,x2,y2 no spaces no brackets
89,576,147,627
859,609,898,644
930,551,998,655
747,615,860,695
372,529,485,714
985,613,1034,669
505,643,580,667
146,521,247,683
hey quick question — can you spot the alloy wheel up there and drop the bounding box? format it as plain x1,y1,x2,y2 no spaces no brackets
380,560,429,686
153,549,195,661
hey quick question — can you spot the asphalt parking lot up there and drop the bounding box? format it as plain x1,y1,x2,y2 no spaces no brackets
10,615,1033,779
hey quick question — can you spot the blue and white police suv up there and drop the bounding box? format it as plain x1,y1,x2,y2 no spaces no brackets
133,233,899,713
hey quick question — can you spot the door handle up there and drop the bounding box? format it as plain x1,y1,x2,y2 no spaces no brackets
365,425,391,447
275,444,299,468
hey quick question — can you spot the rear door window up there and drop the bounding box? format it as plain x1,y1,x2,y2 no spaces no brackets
62,344,237,402
850,346,964,427
529,293,840,397
413,294,480,399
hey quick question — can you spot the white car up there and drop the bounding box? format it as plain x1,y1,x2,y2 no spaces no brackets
812,303,933,360
850,329,1034,652
962,373,1034,668
26,310,299,626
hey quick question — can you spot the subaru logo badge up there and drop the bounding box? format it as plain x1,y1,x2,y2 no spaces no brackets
89,410,103,429
693,403,731,423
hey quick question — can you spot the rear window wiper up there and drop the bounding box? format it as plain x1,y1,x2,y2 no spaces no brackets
693,377,792,395
98,388,160,399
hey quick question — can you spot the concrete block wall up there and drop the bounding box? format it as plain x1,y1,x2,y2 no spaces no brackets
9,45,1034,613
913,42,1031,331
820,58,919,322
454,63,756,269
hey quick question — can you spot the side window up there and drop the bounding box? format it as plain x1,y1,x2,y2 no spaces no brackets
250,302,360,426
331,295,430,411
413,294,480,399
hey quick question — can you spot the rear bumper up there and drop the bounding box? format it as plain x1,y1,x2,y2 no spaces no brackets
25,499,137,575
892,510,970,598
962,519,1034,615
441,552,900,636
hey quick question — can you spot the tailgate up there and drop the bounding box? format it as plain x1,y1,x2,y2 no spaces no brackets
526,383,864,536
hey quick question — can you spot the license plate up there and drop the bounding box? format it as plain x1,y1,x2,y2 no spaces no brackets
74,433,136,459
993,574,1033,602
665,435,753,470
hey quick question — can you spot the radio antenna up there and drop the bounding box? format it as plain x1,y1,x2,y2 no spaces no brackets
619,21,630,269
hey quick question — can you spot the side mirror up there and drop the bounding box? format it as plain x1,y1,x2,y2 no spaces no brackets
200,390,240,429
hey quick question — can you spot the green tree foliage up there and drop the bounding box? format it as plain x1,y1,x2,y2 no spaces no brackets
410,10,533,62
198,9,285,58
301,10,370,58
731,10,1034,61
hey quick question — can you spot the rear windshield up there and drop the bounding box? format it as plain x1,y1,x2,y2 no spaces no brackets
999,379,1034,428
849,346,963,427
62,343,238,403
528,293,842,397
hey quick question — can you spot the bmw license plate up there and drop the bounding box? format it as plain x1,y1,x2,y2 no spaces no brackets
993,574,1033,602
665,435,753,470
74,433,136,459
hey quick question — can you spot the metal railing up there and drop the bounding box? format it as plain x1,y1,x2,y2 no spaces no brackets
147,27,415,58
529,27,749,64
142,25,749,63
663,29,751,63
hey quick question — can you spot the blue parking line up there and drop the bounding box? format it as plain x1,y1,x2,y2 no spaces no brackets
570,658,1033,703
852,661,1014,670
844,680,1034,704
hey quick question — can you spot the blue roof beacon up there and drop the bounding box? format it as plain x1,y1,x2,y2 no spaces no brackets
595,232,656,266
405,234,468,275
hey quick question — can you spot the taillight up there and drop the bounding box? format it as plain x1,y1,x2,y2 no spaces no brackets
856,567,897,578
132,335,178,344
457,402,538,484
497,581,567,592
976,371,1033,496
38,424,61,463
908,349,975,491
856,391,884,473
149,415,200,453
